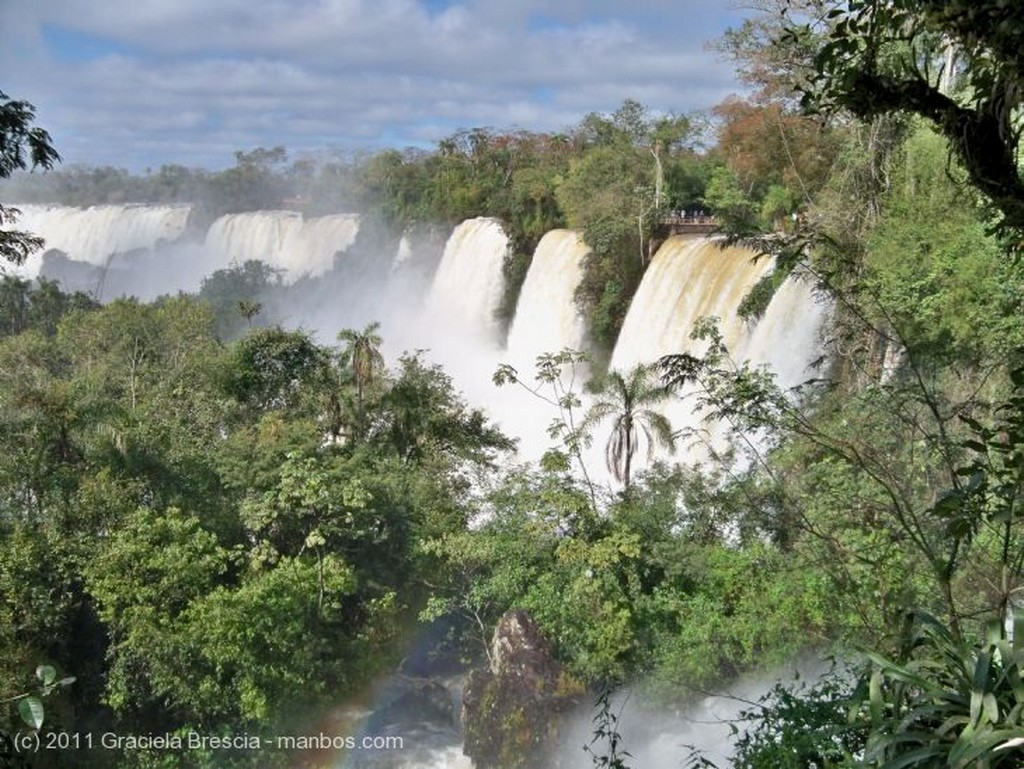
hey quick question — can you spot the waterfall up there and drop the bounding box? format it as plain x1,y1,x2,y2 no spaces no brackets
479,229,591,463
10,204,360,296
6,206,836,766
389,218,511,454
9,206,829,471
611,238,775,370
505,229,589,363
392,235,413,272
610,236,827,464
11,203,191,277
424,217,508,346
735,266,830,391
204,211,360,281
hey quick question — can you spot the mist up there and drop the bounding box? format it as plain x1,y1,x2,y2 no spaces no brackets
548,653,845,769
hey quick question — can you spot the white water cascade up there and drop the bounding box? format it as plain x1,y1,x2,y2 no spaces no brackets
10,207,829,475
738,267,830,389
479,228,592,462
611,236,828,464
423,217,509,346
392,235,414,272
204,211,360,281
11,204,191,278
383,217,517,459
612,238,773,368
505,229,589,362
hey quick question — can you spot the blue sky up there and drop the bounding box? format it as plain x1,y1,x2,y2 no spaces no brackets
1,1,751,171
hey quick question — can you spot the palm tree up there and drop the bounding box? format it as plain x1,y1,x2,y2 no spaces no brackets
337,322,384,437
583,363,675,491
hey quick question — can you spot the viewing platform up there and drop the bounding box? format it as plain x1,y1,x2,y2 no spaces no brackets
661,213,719,236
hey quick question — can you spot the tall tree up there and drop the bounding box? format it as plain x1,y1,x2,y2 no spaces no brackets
558,100,697,349
337,321,384,438
583,364,675,491
226,326,327,414
198,260,280,340
380,352,513,465
715,0,830,104
573,99,692,213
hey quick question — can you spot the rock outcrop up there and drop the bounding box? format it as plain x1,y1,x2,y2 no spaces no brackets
461,610,583,768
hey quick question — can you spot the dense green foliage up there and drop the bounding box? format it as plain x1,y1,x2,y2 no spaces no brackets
0,286,513,765
797,0,1024,244
661,3,1024,766
5,4,1024,764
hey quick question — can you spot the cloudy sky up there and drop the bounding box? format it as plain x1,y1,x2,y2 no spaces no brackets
1,1,751,171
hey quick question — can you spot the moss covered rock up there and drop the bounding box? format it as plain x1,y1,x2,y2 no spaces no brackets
461,610,583,768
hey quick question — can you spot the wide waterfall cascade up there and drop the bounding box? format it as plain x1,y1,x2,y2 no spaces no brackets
392,235,413,272
204,211,360,281
11,208,828,474
610,236,828,464
505,229,589,362
11,204,191,277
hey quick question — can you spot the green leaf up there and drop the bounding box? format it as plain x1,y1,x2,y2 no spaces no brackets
932,491,963,518
878,742,945,769
970,651,992,727
35,664,56,686
304,529,326,548
18,696,44,730
869,667,883,722
982,692,1000,725
960,415,986,432
950,727,1024,766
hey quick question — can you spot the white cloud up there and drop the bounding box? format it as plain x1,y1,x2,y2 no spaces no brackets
0,0,748,169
